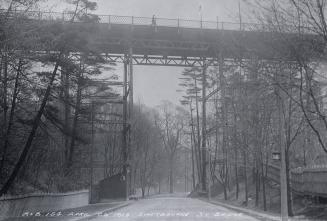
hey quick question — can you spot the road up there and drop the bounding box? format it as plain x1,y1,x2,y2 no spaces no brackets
88,195,261,221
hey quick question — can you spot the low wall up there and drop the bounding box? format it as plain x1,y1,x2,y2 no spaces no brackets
266,164,327,197
0,190,89,220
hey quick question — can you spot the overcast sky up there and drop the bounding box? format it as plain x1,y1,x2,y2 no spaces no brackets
44,0,248,107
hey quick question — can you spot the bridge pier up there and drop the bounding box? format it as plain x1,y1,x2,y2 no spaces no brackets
122,47,134,200
201,59,207,192
129,47,134,119
122,55,129,200
128,47,133,197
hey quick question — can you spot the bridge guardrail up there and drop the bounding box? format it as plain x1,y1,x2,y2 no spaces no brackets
0,8,304,32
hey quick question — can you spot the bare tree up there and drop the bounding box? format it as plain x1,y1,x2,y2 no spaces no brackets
156,101,186,193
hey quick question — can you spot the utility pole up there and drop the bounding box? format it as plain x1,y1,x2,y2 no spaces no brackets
276,72,288,221
89,101,94,203
201,60,207,192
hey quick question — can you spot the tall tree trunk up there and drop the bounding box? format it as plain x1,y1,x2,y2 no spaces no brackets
228,163,232,192
169,155,174,193
194,78,202,179
201,63,207,192
281,70,294,216
147,184,150,196
63,69,70,163
243,150,248,206
0,59,60,197
104,144,109,178
0,54,2,82
255,162,259,207
140,166,146,198
1,54,8,172
0,60,21,174
67,70,82,169
261,154,267,211
223,184,227,200
141,186,145,198
261,111,269,211
190,127,196,190
286,149,293,216
223,161,228,200
2,53,8,129
190,101,200,186
141,148,148,198
235,148,239,199
219,53,228,199
132,163,137,194
111,127,117,175
233,104,239,199
286,78,294,216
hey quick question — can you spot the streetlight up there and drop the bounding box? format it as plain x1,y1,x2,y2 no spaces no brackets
272,151,281,161
271,142,281,161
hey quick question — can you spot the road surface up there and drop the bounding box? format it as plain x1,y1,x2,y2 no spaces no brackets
88,195,261,221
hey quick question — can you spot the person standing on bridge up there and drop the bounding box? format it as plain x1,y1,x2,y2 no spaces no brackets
152,14,156,26
151,15,158,32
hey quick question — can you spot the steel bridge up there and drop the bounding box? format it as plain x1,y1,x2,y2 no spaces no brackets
4,10,318,67
3,9,325,200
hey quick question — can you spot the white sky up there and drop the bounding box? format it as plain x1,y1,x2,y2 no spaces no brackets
43,0,248,107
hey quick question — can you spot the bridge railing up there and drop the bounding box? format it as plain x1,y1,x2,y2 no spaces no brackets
96,14,270,31
0,8,274,32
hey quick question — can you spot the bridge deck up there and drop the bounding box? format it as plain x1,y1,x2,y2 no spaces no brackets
94,23,292,59
3,10,321,66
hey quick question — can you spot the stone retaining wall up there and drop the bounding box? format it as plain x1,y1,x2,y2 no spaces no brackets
0,190,89,220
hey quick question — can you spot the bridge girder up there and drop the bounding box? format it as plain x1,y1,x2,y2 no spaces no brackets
99,38,211,52
103,54,219,67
